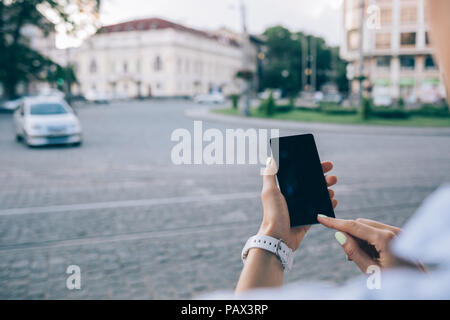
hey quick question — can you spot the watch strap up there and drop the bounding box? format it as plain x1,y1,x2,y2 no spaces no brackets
241,234,294,271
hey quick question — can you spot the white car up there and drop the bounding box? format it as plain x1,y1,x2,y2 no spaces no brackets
13,96,83,147
1,97,23,111
194,92,225,104
85,91,110,104
38,88,65,99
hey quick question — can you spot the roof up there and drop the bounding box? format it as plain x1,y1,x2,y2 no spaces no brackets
97,17,241,47
22,95,65,105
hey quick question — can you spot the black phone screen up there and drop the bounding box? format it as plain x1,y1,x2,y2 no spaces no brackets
270,134,335,227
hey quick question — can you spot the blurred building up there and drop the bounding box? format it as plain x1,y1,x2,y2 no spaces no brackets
341,0,446,105
71,17,259,98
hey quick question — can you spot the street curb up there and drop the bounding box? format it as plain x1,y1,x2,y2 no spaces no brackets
184,107,450,137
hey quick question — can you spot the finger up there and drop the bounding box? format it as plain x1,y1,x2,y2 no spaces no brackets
328,189,335,198
317,216,380,245
262,157,278,190
321,161,333,174
331,198,338,208
325,175,337,187
335,232,377,273
356,218,401,235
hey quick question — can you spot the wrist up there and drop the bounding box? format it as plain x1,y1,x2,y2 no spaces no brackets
246,247,284,270
242,234,294,271
258,222,285,240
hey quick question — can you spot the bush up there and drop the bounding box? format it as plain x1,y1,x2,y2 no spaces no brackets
259,91,276,116
318,102,340,110
410,104,449,117
360,97,372,120
397,97,405,109
372,107,410,119
276,104,294,113
320,104,357,115
230,94,240,110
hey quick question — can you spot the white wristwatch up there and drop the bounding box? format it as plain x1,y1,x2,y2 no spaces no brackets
241,234,294,272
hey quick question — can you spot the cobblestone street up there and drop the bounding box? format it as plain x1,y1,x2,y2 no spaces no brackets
1,100,450,299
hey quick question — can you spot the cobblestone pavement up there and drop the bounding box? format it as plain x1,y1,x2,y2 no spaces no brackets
0,100,449,299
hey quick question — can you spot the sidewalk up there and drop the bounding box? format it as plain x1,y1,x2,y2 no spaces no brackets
185,107,450,137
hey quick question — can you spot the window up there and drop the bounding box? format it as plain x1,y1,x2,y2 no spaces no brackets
89,59,97,74
401,6,417,24
347,29,360,51
400,32,416,47
425,55,436,70
400,55,415,70
136,59,141,73
380,8,392,25
176,58,182,73
123,62,128,73
30,103,68,115
154,56,162,71
185,59,190,74
425,32,431,46
375,33,391,49
376,56,391,68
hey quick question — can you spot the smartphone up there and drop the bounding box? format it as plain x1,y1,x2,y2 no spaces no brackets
270,134,335,227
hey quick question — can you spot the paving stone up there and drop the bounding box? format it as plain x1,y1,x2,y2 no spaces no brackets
0,100,449,299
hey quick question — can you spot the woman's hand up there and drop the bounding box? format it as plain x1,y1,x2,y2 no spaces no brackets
258,158,338,251
235,158,338,293
317,216,425,272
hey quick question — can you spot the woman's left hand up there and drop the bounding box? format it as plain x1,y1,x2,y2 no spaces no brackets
258,158,338,251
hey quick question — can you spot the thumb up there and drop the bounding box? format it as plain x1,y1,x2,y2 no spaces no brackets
262,157,278,190
334,231,377,273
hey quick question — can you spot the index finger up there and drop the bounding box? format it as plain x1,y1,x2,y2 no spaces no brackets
317,216,380,245
321,161,333,174
356,218,401,235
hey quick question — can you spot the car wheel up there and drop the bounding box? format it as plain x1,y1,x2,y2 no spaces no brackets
16,134,23,142
72,141,82,147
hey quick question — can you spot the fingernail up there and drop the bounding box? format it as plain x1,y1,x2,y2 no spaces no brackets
335,232,347,245
317,214,328,219
266,157,272,167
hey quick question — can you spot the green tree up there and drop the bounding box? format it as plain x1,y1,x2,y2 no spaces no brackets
261,26,302,98
0,0,100,99
260,25,348,97
259,90,276,116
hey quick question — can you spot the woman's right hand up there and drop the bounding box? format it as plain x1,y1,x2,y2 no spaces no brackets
317,216,415,272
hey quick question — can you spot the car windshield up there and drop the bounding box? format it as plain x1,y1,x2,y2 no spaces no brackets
30,103,68,115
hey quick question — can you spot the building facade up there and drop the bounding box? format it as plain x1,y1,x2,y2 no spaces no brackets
71,18,257,98
341,0,446,105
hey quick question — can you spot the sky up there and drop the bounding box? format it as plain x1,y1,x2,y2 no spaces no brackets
57,0,344,48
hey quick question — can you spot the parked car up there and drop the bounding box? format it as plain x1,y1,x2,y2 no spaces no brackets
13,96,82,147
0,97,23,111
194,92,225,104
258,89,282,100
85,91,110,104
0,94,38,111
38,88,65,99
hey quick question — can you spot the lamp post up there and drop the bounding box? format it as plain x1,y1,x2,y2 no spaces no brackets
358,0,365,108
240,0,251,116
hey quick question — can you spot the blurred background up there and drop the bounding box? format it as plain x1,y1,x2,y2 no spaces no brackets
0,0,449,299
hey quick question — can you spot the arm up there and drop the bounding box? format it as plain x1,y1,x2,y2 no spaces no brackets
427,0,450,97
235,159,338,293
